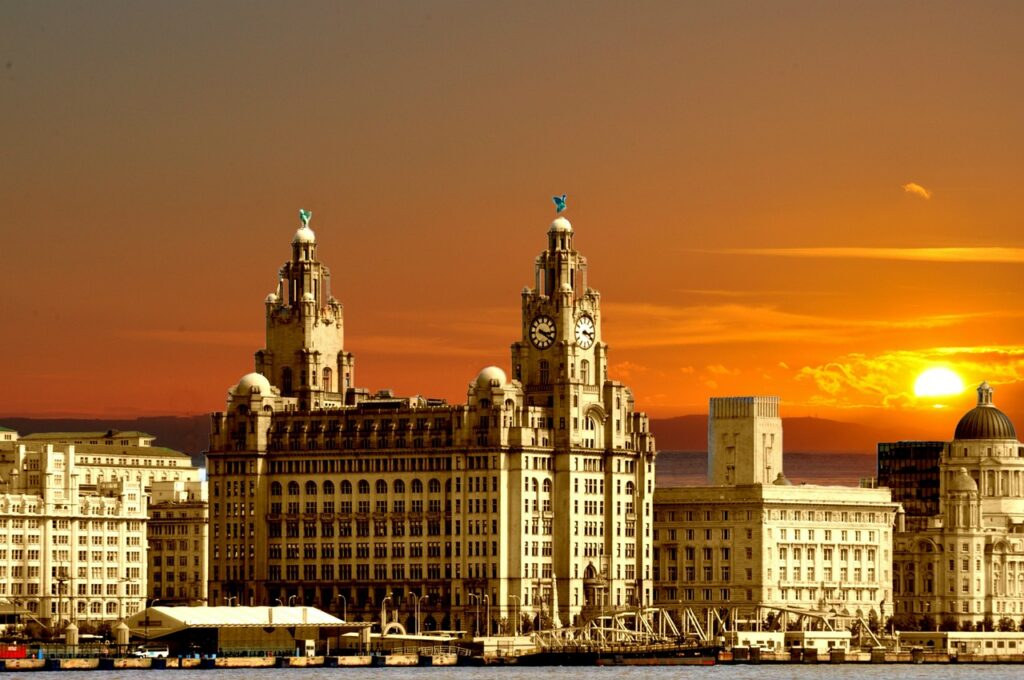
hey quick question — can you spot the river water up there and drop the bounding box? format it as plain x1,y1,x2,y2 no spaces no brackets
19,667,1024,680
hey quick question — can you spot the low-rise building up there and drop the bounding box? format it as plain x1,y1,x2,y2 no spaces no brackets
653,396,898,621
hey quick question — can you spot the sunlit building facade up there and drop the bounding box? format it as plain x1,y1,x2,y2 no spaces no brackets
893,383,1024,627
207,211,656,633
0,441,147,627
653,396,898,620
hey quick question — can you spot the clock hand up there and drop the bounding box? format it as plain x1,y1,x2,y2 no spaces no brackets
541,329,555,340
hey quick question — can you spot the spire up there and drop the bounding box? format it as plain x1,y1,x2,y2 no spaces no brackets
977,381,994,407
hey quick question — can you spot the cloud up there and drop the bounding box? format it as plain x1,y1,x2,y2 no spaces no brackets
902,182,932,199
705,247,1024,264
706,364,741,376
601,301,990,349
610,360,648,379
797,345,1024,409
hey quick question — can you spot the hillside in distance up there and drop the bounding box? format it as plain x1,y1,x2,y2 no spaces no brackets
650,414,902,455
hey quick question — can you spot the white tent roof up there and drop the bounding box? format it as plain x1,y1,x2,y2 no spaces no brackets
126,606,348,638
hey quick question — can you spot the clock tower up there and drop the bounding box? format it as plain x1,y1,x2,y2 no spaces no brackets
512,212,613,449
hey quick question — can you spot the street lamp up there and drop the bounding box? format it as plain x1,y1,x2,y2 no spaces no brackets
275,598,283,606
483,595,490,636
144,599,160,641
417,595,428,634
288,595,298,606
409,592,419,633
467,593,480,637
381,593,393,629
224,596,237,606
336,594,347,622
509,595,520,636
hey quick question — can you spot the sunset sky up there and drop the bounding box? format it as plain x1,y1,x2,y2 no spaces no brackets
3,2,1024,441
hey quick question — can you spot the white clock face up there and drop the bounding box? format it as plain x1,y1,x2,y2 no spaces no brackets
530,315,556,349
575,315,595,349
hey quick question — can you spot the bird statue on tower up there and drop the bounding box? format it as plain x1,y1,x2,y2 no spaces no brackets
552,194,567,214
299,209,312,227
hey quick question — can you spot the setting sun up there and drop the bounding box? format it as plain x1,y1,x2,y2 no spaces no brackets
914,367,965,397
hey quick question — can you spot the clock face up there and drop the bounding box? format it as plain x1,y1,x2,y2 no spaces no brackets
575,315,596,349
529,315,556,349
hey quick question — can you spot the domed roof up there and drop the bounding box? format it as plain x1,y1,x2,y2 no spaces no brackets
265,292,279,304
233,372,272,397
954,382,1016,440
549,216,572,233
301,291,315,302
772,472,793,486
293,225,316,244
948,467,978,493
475,366,507,389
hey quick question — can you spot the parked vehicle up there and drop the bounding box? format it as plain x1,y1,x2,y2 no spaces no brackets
133,645,169,658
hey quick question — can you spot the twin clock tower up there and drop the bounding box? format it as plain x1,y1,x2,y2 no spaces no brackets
512,214,612,450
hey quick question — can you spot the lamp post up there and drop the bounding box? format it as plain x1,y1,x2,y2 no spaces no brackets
144,599,160,641
467,593,480,637
224,596,237,606
336,594,347,622
509,595,520,636
483,595,490,636
417,595,428,634
288,595,298,606
381,594,393,630
275,598,283,606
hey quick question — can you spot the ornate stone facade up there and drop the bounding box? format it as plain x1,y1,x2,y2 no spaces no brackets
207,210,656,633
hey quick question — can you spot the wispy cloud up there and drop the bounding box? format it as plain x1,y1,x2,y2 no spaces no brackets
704,247,1024,264
602,302,992,349
902,182,933,200
797,345,1024,409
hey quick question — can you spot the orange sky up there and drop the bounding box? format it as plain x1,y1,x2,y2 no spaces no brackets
3,2,1024,441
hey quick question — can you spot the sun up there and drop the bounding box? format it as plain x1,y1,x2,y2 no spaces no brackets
914,367,965,397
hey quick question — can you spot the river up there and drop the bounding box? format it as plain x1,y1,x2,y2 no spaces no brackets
19,666,1024,680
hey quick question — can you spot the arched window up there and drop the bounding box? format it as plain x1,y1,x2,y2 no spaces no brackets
625,481,635,496
581,360,590,384
394,480,406,494
412,479,424,494
305,481,317,495
288,481,300,496
323,367,333,392
539,360,550,385
270,482,282,496
542,479,552,494
429,479,441,494
376,479,387,494
323,480,335,495
282,367,293,395
341,480,352,495
358,480,370,494
531,479,539,492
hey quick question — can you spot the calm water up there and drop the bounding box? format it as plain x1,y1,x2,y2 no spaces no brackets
20,667,1024,680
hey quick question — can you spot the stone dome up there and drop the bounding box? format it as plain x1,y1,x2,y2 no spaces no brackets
265,292,279,304
293,225,316,244
772,472,793,486
302,291,315,302
234,372,272,397
549,216,573,233
475,366,507,389
954,382,1016,440
948,467,978,493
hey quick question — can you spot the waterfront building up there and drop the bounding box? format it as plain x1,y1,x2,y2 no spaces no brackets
877,440,944,531
16,430,198,492
892,382,1024,627
653,396,898,621
0,441,147,627
206,210,656,634
148,480,209,605
0,428,205,618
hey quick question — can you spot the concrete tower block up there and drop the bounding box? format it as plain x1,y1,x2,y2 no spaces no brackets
708,396,783,485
